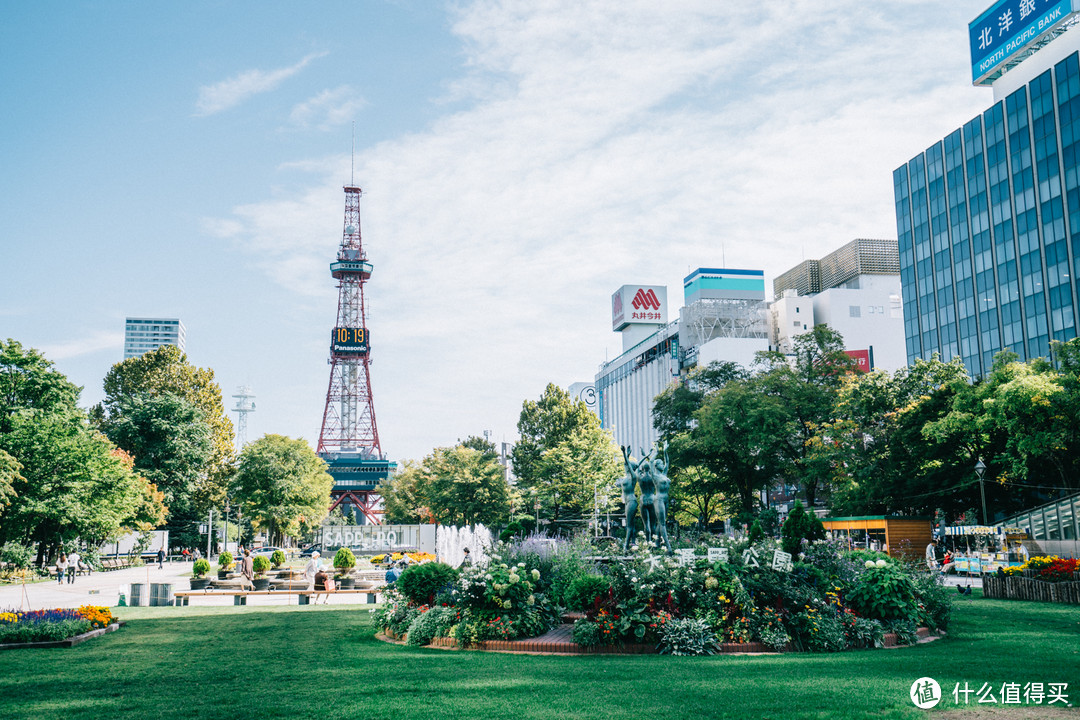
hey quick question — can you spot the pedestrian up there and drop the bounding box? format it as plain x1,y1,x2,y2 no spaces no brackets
240,549,254,589
925,538,938,573
157,547,165,569
458,547,472,569
384,561,401,586
56,553,67,585
67,549,80,584
182,548,191,562
193,548,201,561
304,551,322,591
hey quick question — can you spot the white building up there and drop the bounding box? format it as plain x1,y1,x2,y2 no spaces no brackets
596,270,770,454
124,317,186,359
771,239,906,373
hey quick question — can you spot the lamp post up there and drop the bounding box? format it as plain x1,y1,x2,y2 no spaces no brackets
975,457,988,525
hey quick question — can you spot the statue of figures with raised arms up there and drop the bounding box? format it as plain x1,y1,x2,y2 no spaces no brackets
618,446,640,552
617,444,673,554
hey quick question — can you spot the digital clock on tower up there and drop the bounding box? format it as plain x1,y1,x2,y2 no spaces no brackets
331,327,369,355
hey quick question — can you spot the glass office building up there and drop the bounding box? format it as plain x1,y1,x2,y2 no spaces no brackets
894,46,1080,376
124,317,186,359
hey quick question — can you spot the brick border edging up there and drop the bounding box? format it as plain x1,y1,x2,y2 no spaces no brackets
0,621,123,651
380,625,939,655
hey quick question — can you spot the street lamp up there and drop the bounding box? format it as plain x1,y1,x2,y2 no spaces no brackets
975,457,988,525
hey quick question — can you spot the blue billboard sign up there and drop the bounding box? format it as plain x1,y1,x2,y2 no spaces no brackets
969,0,1078,85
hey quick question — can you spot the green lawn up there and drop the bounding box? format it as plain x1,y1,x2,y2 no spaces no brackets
0,593,1077,720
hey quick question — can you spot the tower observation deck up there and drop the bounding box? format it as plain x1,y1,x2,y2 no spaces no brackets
317,185,395,524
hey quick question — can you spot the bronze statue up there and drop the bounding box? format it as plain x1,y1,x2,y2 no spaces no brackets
618,447,640,552
618,444,673,554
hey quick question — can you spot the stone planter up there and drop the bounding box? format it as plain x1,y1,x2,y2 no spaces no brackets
189,577,211,590
336,576,355,589
217,570,229,580
252,577,270,591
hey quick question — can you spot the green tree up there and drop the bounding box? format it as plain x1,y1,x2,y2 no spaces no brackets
422,445,511,526
0,448,20,515
0,341,163,563
379,459,426,524
512,384,617,522
756,326,854,506
534,422,621,522
0,339,81,433
100,393,213,508
97,345,235,509
818,356,975,517
2,409,163,563
233,434,333,546
691,375,793,515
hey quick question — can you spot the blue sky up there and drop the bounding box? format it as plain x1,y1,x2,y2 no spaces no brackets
2,1,997,462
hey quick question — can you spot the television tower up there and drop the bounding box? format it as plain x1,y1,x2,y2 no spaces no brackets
231,385,256,452
317,185,394,524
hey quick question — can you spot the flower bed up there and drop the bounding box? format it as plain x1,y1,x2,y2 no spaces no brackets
0,606,118,649
373,533,953,656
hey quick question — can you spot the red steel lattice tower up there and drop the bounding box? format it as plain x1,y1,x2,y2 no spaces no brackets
317,185,391,523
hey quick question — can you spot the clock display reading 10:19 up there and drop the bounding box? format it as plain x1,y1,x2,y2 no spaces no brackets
331,327,369,355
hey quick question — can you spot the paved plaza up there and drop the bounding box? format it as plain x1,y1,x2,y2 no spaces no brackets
0,561,379,611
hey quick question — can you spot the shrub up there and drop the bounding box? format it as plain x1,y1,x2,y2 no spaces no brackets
910,571,953,631
398,562,458,606
780,500,824,556
747,520,764,544
252,555,271,576
0,542,32,569
788,607,846,653
333,547,356,573
270,549,286,568
885,618,920,646
841,613,884,649
571,612,619,647
192,559,211,578
657,615,719,656
565,574,610,612
499,521,523,543
217,551,233,570
371,589,424,637
846,563,918,622
406,606,457,646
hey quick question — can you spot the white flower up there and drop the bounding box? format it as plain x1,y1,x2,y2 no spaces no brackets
631,545,639,552
527,595,535,606
504,599,513,609
531,569,540,581
630,576,638,583
865,560,875,569
517,563,525,568
875,559,887,568
509,573,520,584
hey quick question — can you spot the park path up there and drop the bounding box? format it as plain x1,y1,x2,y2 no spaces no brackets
0,561,375,611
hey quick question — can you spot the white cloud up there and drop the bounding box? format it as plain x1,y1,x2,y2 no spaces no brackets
39,330,124,361
195,52,328,116
208,0,996,459
288,86,366,130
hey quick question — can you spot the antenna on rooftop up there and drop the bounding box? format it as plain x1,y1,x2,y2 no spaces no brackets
351,121,355,186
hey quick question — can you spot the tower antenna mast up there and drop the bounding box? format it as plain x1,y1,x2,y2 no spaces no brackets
317,182,394,524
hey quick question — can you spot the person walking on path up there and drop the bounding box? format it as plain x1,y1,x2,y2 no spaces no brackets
67,550,80,584
240,549,254,589
157,547,165,569
56,554,67,585
303,551,322,591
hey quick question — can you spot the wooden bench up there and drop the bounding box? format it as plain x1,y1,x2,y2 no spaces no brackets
173,588,381,606
47,563,92,579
